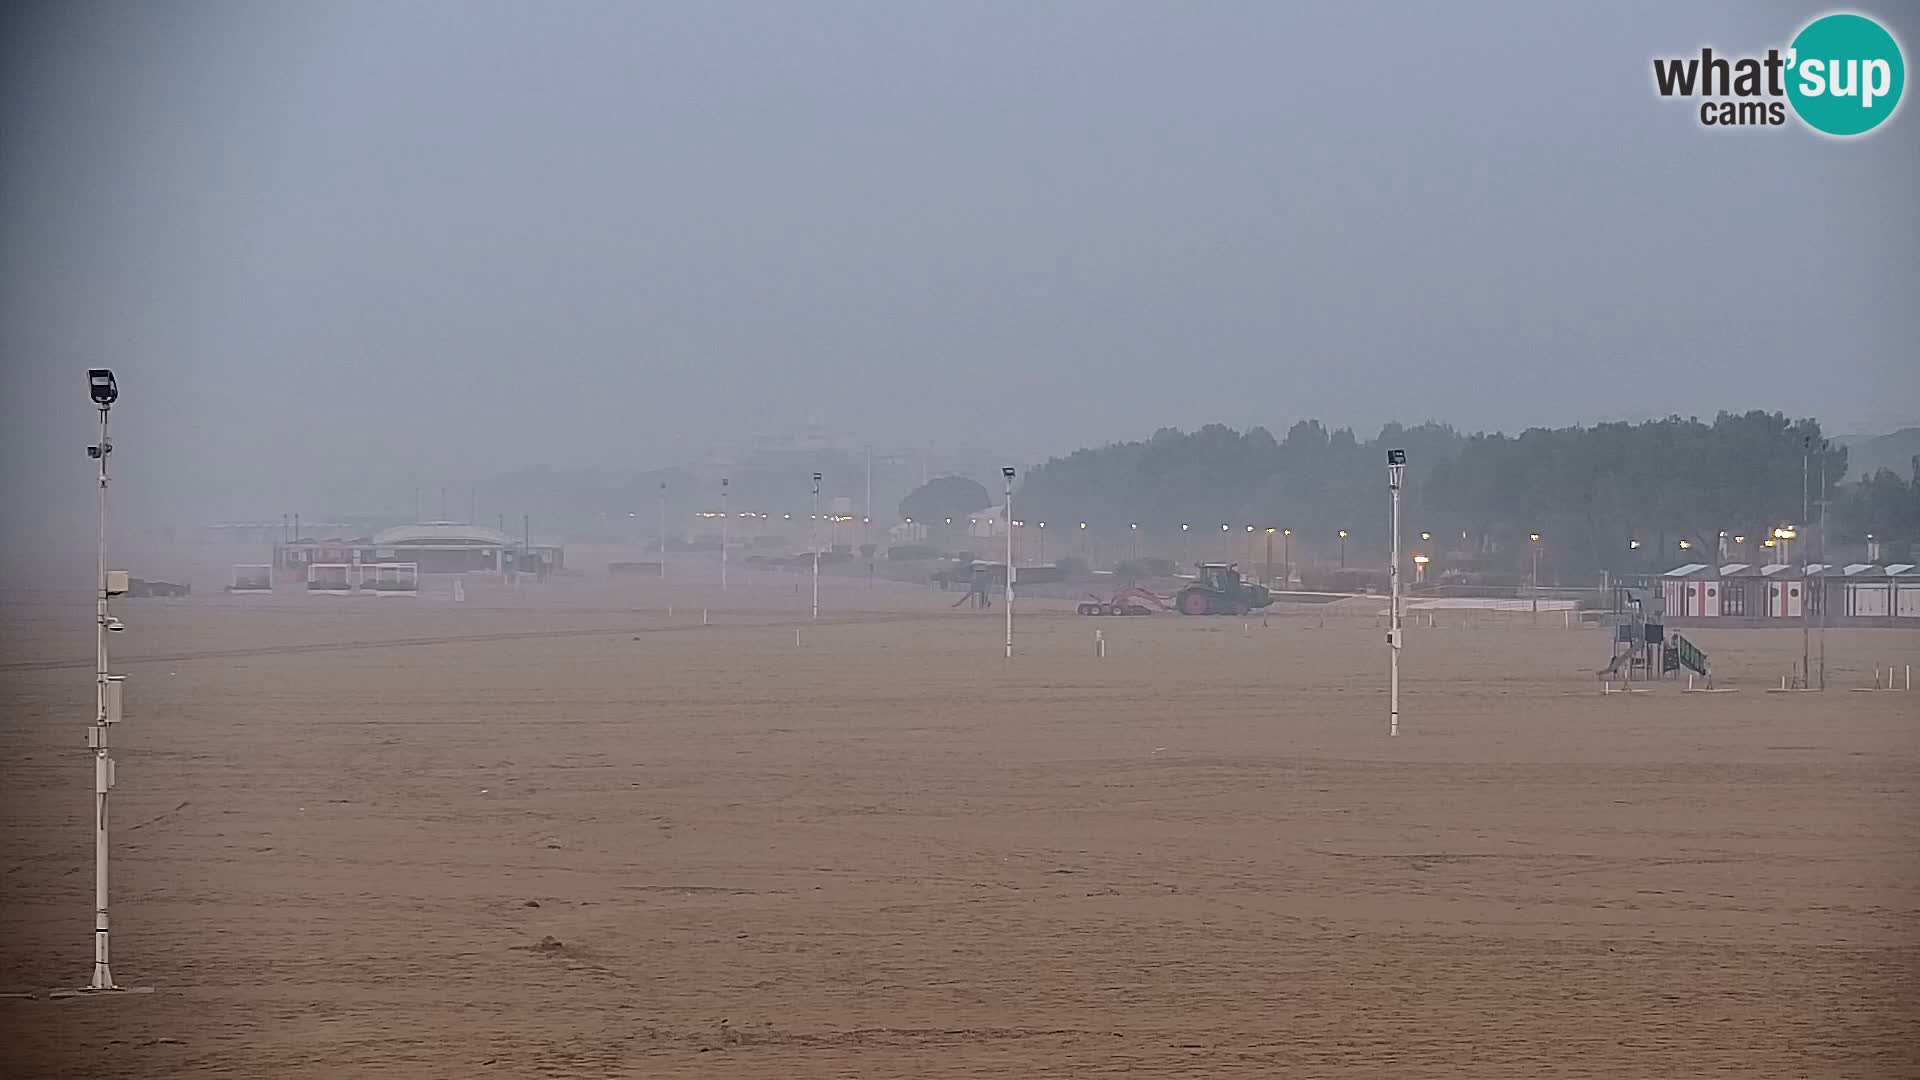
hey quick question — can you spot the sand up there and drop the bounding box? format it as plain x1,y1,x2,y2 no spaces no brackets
2,573,1917,1077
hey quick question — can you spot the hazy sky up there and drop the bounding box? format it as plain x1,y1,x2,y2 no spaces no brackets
3,1,1916,527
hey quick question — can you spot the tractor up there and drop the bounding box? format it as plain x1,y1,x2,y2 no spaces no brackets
1174,563,1272,615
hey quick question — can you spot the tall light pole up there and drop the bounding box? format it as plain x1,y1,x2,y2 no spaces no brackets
720,477,729,591
1338,529,1349,569
1802,437,1811,688
1245,524,1255,567
811,472,822,620
1282,529,1292,587
1529,532,1541,618
1264,528,1275,585
1129,522,1139,562
85,369,127,991
1387,449,1406,737
658,481,668,579
1817,443,1828,690
1003,467,1016,658
1181,523,1190,567
1038,521,1046,563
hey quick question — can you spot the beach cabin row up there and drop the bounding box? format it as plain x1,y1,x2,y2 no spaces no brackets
1662,562,1919,619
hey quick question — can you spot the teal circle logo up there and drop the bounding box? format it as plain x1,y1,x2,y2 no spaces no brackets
1786,13,1905,136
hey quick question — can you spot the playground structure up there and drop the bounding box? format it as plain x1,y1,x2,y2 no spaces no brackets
1600,583,1712,689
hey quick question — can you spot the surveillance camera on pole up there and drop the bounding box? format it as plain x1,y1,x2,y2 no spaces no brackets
1002,467,1016,658
1386,449,1407,737
56,369,149,998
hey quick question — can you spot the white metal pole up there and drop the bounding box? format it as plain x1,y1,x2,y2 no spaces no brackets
720,478,729,591
92,402,117,990
1387,450,1405,737
659,482,667,580
812,473,821,620
1004,469,1015,659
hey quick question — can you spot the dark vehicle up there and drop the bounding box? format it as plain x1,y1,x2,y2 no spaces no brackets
1174,563,1271,616
127,578,190,598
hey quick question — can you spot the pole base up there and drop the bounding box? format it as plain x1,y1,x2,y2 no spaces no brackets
48,985,154,999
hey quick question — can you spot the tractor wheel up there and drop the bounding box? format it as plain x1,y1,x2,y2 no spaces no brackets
1179,591,1210,615
1077,603,1096,615
1105,604,1122,616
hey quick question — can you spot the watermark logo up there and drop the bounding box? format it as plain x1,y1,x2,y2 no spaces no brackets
1653,11,1905,136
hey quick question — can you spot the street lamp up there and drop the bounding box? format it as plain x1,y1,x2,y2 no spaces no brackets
1264,527,1275,585
1282,528,1292,586
811,473,822,620
1528,532,1541,617
1338,529,1349,568
720,477,729,590
1181,523,1190,567
1003,467,1016,658
1385,448,1406,738
1129,522,1138,562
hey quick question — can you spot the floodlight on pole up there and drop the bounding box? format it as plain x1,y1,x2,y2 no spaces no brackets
659,482,668,579
1386,448,1406,737
811,473,822,620
720,478,729,590
1003,467,1016,659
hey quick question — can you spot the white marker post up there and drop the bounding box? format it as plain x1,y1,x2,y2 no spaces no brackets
1386,448,1407,737
812,472,822,620
1003,467,1016,659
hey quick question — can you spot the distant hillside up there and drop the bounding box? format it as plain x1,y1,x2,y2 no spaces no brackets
1836,428,1920,481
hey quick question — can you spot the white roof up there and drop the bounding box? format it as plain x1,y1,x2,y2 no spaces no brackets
371,522,513,547
1718,563,1749,575
1887,563,1916,576
1843,563,1874,575
1665,563,1709,577
1760,563,1794,576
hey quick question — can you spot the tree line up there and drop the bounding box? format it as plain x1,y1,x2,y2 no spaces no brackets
1013,412,1918,579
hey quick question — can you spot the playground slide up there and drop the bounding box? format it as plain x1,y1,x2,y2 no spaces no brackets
1598,652,1628,678
1669,633,1710,677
